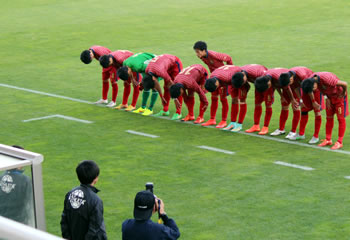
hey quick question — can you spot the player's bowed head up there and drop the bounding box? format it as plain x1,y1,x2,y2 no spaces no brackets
117,66,129,81
301,78,318,94
99,55,113,69
232,71,246,88
279,71,296,88
170,84,184,99
254,76,271,93
80,50,93,64
204,77,219,92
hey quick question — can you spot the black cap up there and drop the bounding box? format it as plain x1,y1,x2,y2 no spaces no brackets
133,191,155,221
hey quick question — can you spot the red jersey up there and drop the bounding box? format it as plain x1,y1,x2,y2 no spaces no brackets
110,50,134,69
89,46,111,60
265,68,289,88
146,54,180,83
240,64,268,82
200,50,233,73
289,66,313,89
174,64,208,104
210,65,241,86
313,72,342,97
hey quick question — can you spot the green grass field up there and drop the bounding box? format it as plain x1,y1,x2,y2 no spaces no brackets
1,0,350,239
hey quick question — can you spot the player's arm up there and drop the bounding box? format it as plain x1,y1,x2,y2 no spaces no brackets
275,87,286,103
286,86,298,109
337,80,348,97
308,92,320,111
153,77,167,105
128,67,139,87
195,85,209,111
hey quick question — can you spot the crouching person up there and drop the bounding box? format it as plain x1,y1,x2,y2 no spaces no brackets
122,190,180,240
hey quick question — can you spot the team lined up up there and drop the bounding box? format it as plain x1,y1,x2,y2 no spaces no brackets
80,41,348,150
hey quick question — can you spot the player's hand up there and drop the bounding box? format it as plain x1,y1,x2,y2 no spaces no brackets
161,97,167,106
202,103,208,112
174,99,181,109
300,102,306,109
312,101,321,111
132,79,139,87
156,198,165,215
291,99,299,110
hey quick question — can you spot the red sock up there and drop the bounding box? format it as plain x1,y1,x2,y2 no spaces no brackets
111,82,118,102
238,103,247,124
131,85,140,107
122,83,131,105
231,103,239,122
337,118,346,144
299,113,309,136
210,97,219,119
221,98,228,121
314,115,321,138
291,110,301,132
176,96,183,114
264,107,273,127
186,96,195,116
163,87,170,112
102,81,109,100
254,105,262,125
279,109,289,131
325,117,334,141
199,101,205,118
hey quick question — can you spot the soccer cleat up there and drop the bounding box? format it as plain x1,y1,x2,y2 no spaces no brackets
142,108,153,116
194,117,204,124
285,132,297,140
296,134,306,140
125,105,136,111
115,104,128,110
331,141,343,150
106,101,116,107
171,113,182,120
308,136,319,144
95,99,108,104
181,115,195,121
202,119,216,126
270,129,286,136
318,139,332,147
258,126,269,135
245,125,260,133
154,110,170,116
216,121,227,128
223,122,236,131
133,107,145,113
231,123,243,132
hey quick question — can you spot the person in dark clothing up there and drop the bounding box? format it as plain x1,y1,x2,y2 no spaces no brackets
0,145,34,226
60,160,107,240
122,190,180,240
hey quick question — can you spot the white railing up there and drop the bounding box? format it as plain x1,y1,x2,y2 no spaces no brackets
0,216,63,240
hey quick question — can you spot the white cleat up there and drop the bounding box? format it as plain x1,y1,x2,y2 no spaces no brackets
295,134,305,140
308,136,319,144
106,101,116,107
270,129,286,136
286,132,297,140
95,99,108,104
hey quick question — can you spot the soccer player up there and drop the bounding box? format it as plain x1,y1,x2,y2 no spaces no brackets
274,67,314,139
193,41,233,73
80,45,116,107
297,80,324,144
117,52,159,115
228,64,268,132
143,54,183,120
203,65,241,128
169,64,209,123
302,73,348,150
247,68,289,135
99,50,134,108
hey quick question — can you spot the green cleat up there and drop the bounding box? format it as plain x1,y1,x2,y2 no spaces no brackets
171,113,182,120
231,123,242,132
154,110,170,116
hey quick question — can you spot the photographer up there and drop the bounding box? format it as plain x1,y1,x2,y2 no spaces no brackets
122,190,180,240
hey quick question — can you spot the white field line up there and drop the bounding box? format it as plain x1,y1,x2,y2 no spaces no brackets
23,114,93,124
2,83,350,155
197,145,235,155
344,176,350,180
126,130,159,138
274,161,315,171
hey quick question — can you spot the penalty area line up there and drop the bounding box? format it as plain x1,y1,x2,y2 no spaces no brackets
274,161,314,171
126,130,159,138
23,114,93,124
197,145,235,155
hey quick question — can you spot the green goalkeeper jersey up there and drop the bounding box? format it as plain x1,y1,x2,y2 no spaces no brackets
123,52,156,73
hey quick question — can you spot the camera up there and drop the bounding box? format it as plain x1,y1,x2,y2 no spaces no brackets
145,182,154,193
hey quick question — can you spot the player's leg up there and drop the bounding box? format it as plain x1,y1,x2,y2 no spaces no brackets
126,72,141,111
216,87,228,128
195,99,206,124
231,86,249,132
107,69,118,107
331,97,347,150
271,91,289,136
116,81,130,109
259,89,274,135
202,91,218,126
154,84,171,116
182,91,195,121
172,95,183,120
246,90,263,133
319,99,334,147
224,87,238,130
95,71,110,104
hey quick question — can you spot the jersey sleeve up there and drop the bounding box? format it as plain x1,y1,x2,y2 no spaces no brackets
194,84,208,105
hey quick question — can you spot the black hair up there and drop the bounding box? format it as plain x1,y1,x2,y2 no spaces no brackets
80,50,92,64
255,76,270,93
99,55,111,68
301,78,315,94
142,74,155,90
205,78,218,92
76,160,100,185
279,72,292,87
117,66,129,81
170,83,184,98
232,72,245,88
193,41,207,51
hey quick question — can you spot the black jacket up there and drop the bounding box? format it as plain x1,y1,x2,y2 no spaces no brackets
122,215,180,240
60,184,107,240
